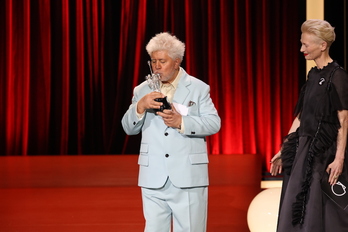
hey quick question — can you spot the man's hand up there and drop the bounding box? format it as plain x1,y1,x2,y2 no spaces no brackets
137,92,165,114
157,103,182,129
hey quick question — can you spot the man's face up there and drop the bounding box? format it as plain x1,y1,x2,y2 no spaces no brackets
150,50,180,83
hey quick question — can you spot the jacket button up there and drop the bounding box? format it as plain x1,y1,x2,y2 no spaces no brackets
164,132,168,136
165,154,169,158
133,121,136,125
191,131,195,134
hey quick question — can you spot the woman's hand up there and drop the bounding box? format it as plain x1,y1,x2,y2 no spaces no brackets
326,158,344,185
270,151,282,176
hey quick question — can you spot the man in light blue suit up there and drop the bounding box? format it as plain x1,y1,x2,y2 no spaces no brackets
122,32,221,232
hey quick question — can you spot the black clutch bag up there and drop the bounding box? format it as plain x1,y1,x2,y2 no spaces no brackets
321,173,348,210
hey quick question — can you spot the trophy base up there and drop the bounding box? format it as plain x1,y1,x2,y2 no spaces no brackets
154,96,171,112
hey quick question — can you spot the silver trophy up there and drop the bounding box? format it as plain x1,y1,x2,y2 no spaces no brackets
146,61,171,112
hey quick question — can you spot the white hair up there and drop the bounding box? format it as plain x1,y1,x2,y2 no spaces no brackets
146,32,185,60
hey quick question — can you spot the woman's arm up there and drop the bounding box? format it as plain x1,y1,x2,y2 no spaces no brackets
326,110,348,184
270,116,301,176
287,116,301,134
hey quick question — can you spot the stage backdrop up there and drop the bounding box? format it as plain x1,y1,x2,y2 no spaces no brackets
1,0,304,172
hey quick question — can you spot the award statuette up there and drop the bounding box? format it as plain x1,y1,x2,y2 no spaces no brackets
146,61,171,112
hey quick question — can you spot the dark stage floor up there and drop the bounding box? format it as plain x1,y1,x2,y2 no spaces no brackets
0,154,261,232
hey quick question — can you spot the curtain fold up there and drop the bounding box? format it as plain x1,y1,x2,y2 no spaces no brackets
29,0,51,154
1,0,303,171
4,0,31,155
60,0,70,154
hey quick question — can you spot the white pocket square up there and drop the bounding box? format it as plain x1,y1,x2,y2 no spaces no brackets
173,102,188,116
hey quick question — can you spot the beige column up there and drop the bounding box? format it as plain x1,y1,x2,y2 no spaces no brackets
305,0,324,75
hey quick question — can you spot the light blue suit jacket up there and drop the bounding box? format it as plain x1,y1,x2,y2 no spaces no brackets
122,68,221,188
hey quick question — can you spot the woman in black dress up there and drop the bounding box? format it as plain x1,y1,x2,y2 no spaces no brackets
270,19,348,232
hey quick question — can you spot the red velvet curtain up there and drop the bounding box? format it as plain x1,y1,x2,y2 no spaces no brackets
1,0,303,171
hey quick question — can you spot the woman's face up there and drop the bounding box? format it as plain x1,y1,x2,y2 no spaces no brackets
150,50,180,83
300,32,325,61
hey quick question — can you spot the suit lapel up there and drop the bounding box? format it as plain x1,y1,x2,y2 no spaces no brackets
173,69,191,105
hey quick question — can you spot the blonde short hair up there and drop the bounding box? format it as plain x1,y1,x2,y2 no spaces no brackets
301,19,335,47
146,32,185,61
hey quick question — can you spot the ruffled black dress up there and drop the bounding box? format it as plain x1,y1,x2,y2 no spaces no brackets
277,61,348,232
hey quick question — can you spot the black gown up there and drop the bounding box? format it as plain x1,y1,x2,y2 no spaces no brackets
277,61,348,232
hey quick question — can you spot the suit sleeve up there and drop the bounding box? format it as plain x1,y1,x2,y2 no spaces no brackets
121,88,145,135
